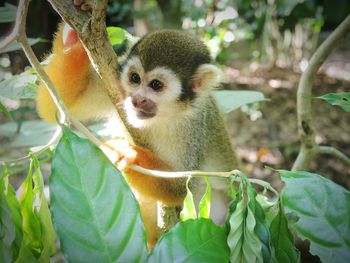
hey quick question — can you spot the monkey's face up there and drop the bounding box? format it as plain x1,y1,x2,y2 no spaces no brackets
121,56,184,128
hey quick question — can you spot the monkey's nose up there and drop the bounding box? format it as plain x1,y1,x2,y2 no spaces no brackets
131,95,147,108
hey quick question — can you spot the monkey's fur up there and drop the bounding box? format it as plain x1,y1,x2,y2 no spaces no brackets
37,23,240,247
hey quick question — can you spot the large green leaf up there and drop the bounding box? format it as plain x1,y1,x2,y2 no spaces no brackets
227,176,265,263
270,199,300,263
0,3,16,23
50,128,148,263
147,218,229,263
213,90,266,113
318,92,350,112
0,71,38,100
280,170,350,263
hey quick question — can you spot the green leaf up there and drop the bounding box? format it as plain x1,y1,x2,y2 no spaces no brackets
16,160,43,262
318,92,350,112
0,101,13,120
227,176,264,263
0,169,17,263
213,90,266,113
270,199,300,263
107,26,127,46
0,38,43,54
0,71,38,100
0,3,16,23
0,120,57,148
180,176,197,221
147,218,230,263
14,157,56,263
280,170,350,263
31,157,56,261
0,167,23,262
198,177,211,219
253,195,272,263
50,127,148,263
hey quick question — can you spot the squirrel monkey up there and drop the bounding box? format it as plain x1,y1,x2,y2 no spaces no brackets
37,1,240,247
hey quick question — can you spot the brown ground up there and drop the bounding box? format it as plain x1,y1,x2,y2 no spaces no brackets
225,61,350,191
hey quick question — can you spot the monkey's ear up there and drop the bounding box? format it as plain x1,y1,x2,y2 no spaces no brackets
192,64,223,92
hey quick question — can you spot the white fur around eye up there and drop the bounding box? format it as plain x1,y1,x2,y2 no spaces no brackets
120,56,144,93
146,67,182,96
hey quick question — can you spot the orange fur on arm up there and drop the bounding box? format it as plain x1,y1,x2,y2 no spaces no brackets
36,23,91,123
124,146,186,206
104,140,185,206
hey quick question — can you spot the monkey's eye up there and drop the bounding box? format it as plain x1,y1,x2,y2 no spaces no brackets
130,72,141,84
149,79,163,91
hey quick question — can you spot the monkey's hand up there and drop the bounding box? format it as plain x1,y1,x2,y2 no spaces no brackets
103,140,186,206
73,0,92,11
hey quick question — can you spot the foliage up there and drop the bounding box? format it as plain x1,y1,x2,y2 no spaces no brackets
0,158,56,263
280,170,350,263
318,92,350,112
1,2,350,263
0,2,16,23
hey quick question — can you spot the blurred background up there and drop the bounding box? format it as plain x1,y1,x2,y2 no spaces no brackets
1,1,350,262
1,0,349,182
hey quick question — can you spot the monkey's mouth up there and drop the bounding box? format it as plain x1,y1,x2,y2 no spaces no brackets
135,109,156,119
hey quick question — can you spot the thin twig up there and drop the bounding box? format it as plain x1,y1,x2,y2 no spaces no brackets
127,165,279,197
315,146,350,166
293,14,350,171
0,126,61,166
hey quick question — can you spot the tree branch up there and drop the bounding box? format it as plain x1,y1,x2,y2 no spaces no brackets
47,0,136,145
292,14,350,171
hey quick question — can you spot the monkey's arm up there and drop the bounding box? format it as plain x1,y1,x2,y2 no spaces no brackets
104,140,186,206
36,23,113,122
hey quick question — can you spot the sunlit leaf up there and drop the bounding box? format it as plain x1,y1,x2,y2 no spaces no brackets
280,170,350,263
213,90,266,113
147,219,230,263
270,199,300,263
198,177,211,218
0,3,16,23
318,92,350,112
180,176,197,221
50,127,148,263
107,26,127,45
0,71,38,100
